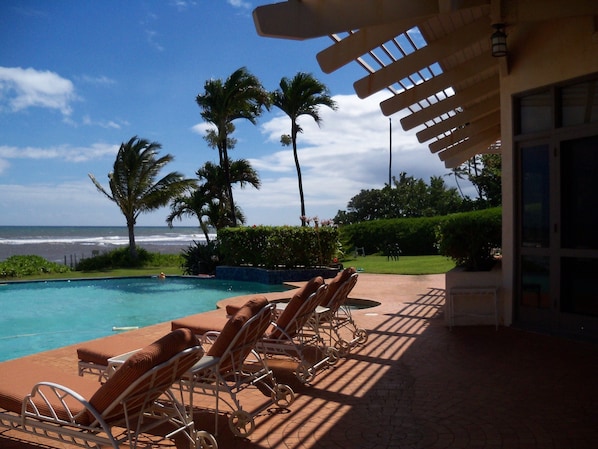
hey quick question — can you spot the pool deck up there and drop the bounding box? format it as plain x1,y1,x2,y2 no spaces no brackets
2,273,598,448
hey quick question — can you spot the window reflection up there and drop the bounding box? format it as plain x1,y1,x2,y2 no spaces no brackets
521,256,550,309
521,144,550,247
519,90,552,134
561,135,598,249
561,80,598,127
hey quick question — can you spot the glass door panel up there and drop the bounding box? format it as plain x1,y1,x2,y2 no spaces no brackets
561,258,598,317
561,135,598,249
521,144,550,248
517,143,554,328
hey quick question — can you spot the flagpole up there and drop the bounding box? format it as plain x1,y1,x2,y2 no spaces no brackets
388,117,392,186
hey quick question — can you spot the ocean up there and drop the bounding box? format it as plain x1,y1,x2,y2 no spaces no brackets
0,226,214,264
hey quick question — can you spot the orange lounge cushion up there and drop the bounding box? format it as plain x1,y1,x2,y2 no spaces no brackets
0,360,99,425
268,276,324,339
172,309,230,335
207,296,268,358
88,328,200,421
77,332,151,366
322,267,356,307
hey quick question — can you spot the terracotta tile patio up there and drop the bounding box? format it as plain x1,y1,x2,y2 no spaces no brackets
2,273,598,449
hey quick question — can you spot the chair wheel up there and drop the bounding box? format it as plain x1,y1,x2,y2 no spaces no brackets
296,361,314,383
355,328,368,345
229,410,255,438
326,346,340,365
335,339,351,356
272,383,295,407
196,430,218,449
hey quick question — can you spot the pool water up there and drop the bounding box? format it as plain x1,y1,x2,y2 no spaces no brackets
0,276,287,362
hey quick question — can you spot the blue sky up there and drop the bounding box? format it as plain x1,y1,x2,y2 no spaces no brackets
0,0,460,227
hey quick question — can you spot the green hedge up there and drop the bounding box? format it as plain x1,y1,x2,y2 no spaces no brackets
436,207,502,270
339,216,443,256
338,208,502,269
218,226,339,269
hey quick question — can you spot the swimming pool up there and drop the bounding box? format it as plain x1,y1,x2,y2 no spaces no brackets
0,276,288,362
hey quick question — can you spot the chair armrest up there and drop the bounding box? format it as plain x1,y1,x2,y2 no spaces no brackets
201,331,221,346
24,381,103,427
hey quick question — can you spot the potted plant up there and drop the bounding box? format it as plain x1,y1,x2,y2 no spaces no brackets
436,208,501,271
436,208,502,327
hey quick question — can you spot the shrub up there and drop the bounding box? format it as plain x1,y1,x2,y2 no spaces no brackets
0,255,71,279
181,240,221,275
436,207,502,271
218,225,339,269
339,216,442,256
76,247,156,271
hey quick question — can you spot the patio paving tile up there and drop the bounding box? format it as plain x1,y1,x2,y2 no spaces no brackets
1,273,598,448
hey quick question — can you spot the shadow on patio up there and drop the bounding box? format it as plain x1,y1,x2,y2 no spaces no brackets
226,286,598,449
2,279,598,449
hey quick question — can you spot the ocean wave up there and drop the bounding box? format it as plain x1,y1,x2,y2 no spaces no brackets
0,233,215,246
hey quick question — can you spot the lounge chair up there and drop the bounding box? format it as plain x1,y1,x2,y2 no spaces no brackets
181,296,295,438
77,331,158,380
316,268,368,355
0,328,217,449
173,276,338,384
267,268,366,357
77,296,294,439
254,277,341,384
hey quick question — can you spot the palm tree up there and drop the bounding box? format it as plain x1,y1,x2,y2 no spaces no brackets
166,189,214,243
271,72,337,225
194,161,239,229
168,159,261,236
89,136,196,261
195,67,269,227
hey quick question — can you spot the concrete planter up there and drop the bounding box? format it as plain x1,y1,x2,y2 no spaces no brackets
445,261,502,327
216,266,340,284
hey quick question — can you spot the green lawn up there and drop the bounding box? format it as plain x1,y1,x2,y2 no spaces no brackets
67,255,454,278
1,255,454,281
342,255,455,275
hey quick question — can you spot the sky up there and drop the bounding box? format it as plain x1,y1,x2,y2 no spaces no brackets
0,0,465,228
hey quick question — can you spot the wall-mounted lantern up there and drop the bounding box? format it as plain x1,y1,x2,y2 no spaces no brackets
491,23,508,57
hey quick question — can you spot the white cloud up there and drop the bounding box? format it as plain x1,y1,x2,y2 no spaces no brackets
234,92,458,225
170,0,197,10
0,66,76,115
0,182,118,226
227,0,251,9
0,92,468,227
0,159,10,176
191,122,213,135
145,29,165,52
77,75,116,86
0,143,118,163
82,115,126,129
0,181,191,226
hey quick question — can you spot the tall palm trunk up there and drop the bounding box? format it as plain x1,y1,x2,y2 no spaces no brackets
291,122,306,226
200,221,211,243
126,218,137,260
220,142,237,227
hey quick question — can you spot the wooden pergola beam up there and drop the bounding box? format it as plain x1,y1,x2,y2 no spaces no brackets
253,0,490,39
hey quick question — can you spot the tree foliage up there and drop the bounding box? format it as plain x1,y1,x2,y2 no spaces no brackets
89,136,195,260
195,67,269,226
335,172,464,224
336,155,502,224
271,72,337,225
447,154,502,208
167,159,260,239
